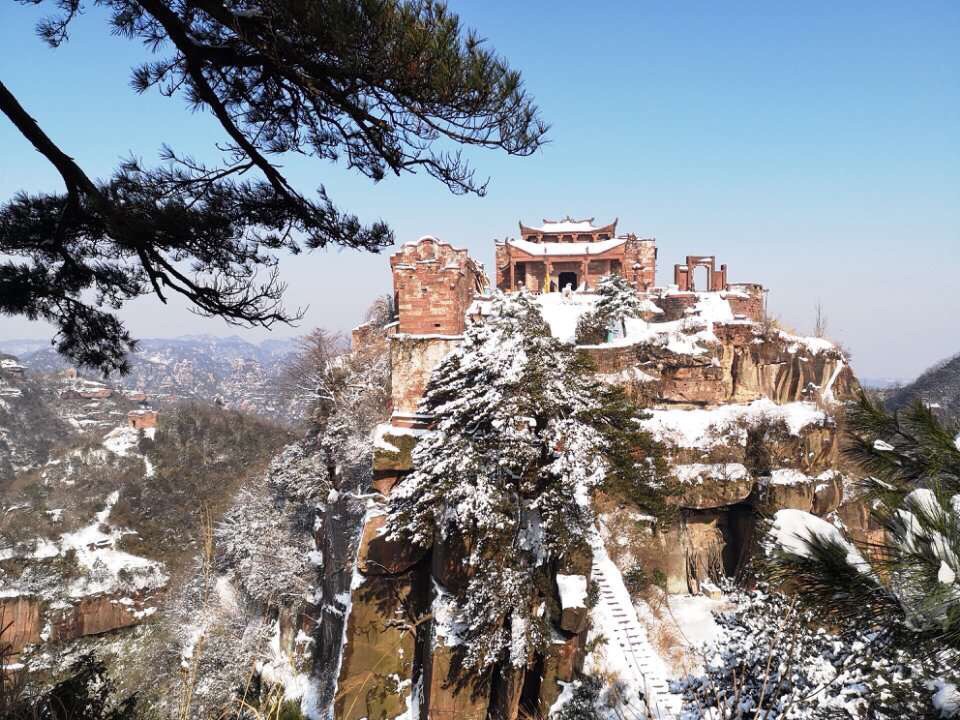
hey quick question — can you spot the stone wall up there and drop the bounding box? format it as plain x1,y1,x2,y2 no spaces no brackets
390,336,463,418
652,293,699,321
580,320,855,409
334,427,590,720
726,283,765,322
0,591,159,656
623,237,657,291
391,237,485,336
49,594,144,641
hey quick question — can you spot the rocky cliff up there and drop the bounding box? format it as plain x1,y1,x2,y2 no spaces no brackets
323,287,873,720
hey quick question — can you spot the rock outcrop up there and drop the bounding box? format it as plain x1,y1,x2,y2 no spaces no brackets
0,595,42,654
326,236,870,720
0,590,161,656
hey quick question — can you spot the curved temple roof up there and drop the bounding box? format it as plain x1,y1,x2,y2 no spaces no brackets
519,215,618,240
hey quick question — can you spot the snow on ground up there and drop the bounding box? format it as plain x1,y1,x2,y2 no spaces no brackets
533,290,844,380
102,426,140,455
0,379,23,397
662,594,728,659
535,292,598,343
102,424,157,456
932,679,960,717
0,538,59,562
256,619,313,703
0,488,167,597
640,398,826,449
778,330,837,355
61,492,167,597
768,468,813,485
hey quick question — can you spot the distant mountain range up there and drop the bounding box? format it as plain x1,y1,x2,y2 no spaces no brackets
885,352,960,421
0,335,307,425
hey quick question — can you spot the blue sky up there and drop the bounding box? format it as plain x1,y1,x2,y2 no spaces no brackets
1,1,957,380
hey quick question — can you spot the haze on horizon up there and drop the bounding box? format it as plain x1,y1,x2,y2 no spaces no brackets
1,1,957,382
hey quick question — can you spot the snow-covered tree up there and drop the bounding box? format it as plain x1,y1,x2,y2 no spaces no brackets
676,586,944,719
768,392,959,673
282,302,391,472
576,273,652,343
552,677,605,720
387,291,665,674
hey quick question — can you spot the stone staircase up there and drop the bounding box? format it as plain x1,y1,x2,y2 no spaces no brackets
589,536,681,719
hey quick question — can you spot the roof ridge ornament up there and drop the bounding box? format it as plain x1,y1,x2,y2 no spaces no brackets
541,215,594,225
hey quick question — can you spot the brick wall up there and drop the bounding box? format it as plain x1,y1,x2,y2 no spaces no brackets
623,237,657,291
391,237,486,335
726,284,765,322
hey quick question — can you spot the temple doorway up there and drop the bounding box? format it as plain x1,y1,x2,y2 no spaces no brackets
693,264,711,292
558,271,578,292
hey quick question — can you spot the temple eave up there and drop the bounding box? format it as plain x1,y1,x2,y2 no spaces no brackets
503,246,626,261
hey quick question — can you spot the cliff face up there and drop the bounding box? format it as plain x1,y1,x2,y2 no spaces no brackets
0,591,160,656
582,319,856,408
335,430,585,720
574,293,866,598
325,284,871,720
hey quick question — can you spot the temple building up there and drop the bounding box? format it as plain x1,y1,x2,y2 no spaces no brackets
495,216,657,293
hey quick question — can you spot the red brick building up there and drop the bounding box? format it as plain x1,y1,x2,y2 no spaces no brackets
390,236,487,336
495,217,657,294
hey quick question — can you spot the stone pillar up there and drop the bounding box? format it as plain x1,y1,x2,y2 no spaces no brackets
545,259,552,292
509,259,515,291
581,258,588,290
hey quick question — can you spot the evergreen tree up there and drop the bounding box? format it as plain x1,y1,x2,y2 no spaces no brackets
576,274,651,343
386,291,667,675
676,586,945,719
1,0,547,373
767,391,960,690
552,677,605,720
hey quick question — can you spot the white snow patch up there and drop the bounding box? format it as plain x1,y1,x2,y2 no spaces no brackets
674,463,749,484
507,236,626,256
556,574,588,609
640,399,826,450
372,423,429,453
932,679,960,718
535,292,598,343
102,426,140,456
768,509,867,571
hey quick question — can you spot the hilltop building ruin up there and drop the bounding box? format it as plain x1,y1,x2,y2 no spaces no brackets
381,217,766,430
